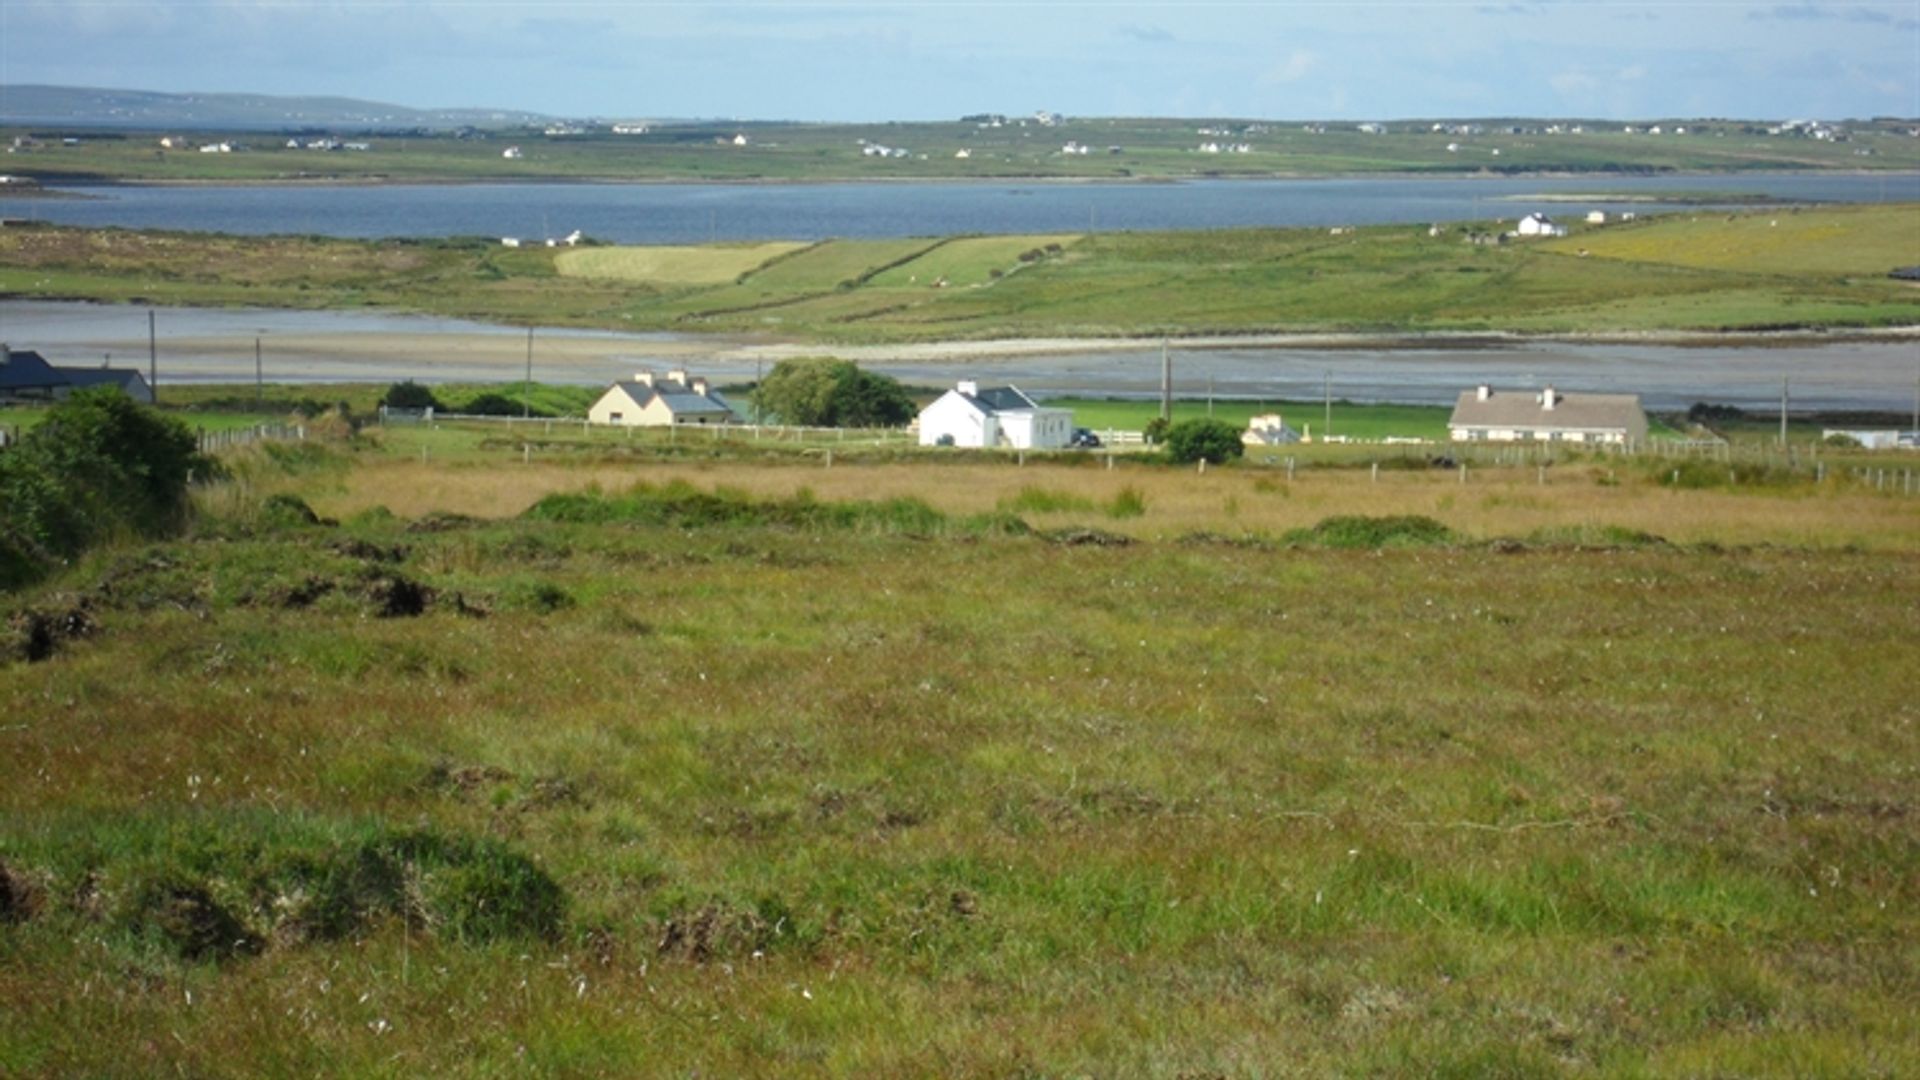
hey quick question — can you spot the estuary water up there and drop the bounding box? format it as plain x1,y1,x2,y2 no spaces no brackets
4,172,1917,242
5,301,1914,413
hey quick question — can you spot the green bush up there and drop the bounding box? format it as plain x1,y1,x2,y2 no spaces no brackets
1142,417,1170,446
750,357,915,428
380,380,442,411
0,389,212,590
1163,418,1246,464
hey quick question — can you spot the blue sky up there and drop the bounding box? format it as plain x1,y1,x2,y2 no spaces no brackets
3,1,1916,121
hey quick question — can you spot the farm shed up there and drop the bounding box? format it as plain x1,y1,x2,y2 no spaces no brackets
1448,385,1647,445
53,365,154,404
588,369,736,427
918,381,1072,449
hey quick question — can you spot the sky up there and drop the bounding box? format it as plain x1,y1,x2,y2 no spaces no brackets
2,1,1917,122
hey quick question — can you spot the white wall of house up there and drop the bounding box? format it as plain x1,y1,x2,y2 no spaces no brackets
588,385,676,427
918,391,994,447
997,408,1073,449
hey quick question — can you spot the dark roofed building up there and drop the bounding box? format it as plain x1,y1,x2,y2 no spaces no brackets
1448,385,1647,445
0,346,67,401
55,366,154,404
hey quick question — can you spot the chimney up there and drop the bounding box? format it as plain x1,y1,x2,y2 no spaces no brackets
633,371,654,387
1476,384,1490,402
957,380,979,397
691,376,710,396
1541,386,1558,410
666,367,688,387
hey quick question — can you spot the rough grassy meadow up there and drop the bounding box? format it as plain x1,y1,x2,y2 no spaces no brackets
3,430,1918,1076
6,204,1917,341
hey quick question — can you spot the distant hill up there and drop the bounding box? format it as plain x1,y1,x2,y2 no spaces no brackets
0,85,555,131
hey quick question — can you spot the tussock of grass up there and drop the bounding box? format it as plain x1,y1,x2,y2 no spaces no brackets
523,479,1029,536
1285,514,1455,548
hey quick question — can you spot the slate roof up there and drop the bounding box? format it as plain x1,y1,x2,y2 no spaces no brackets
958,386,1043,413
1449,388,1645,432
55,367,148,392
609,380,735,417
0,349,64,392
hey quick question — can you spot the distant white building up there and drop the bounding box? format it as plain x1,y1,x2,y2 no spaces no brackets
1242,414,1302,446
1515,213,1567,238
1586,210,1608,225
502,146,523,159
917,382,1072,449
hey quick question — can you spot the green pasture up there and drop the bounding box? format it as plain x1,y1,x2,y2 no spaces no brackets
866,235,1083,288
5,205,1920,340
555,242,808,285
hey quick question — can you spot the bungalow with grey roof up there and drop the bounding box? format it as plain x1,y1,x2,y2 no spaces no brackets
1448,385,1647,445
587,369,736,427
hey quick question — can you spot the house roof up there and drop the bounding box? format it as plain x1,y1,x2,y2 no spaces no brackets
0,349,65,391
1449,389,1645,431
958,386,1043,413
605,380,735,417
54,367,148,391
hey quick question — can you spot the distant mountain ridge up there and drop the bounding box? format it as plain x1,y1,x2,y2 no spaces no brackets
0,85,556,130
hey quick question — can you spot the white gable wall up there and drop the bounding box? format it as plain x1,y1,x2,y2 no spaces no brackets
918,391,994,447
997,408,1073,449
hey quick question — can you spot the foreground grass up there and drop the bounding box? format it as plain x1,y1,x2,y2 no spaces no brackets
3,437,1918,1074
5,204,1917,341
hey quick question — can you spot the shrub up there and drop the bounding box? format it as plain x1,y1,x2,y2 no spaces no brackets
750,357,915,428
1142,417,1170,446
1163,418,1246,464
380,380,441,411
0,389,212,590
461,392,544,417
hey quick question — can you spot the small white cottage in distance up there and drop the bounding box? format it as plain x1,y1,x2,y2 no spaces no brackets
918,381,1072,449
588,369,735,426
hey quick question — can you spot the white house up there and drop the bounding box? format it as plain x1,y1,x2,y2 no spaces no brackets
1585,210,1608,225
1242,414,1301,446
502,146,523,159
917,381,1072,449
1448,385,1648,445
1515,213,1567,238
588,369,736,427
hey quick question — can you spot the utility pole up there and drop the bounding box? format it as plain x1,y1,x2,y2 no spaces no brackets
1324,369,1332,441
1159,339,1172,422
1779,376,1789,448
147,309,157,405
523,326,534,419
254,336,263,406
755,358,764,425
1207,373,1214,418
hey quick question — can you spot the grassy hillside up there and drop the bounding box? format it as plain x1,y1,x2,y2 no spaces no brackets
4,205,1918,340
2,426,1917,1074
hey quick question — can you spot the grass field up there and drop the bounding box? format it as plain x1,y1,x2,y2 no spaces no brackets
2,422,1917,1074
555,242,809,286
5,205,1918,340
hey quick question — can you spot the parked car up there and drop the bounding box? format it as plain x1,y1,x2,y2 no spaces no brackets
1070,427,1103,449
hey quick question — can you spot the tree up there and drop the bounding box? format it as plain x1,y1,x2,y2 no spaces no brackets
750,357,914,428
1162,418,1245,464
382,380,442,410
0,388,211,589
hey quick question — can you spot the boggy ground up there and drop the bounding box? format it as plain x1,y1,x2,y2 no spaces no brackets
2,442,1917,1076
